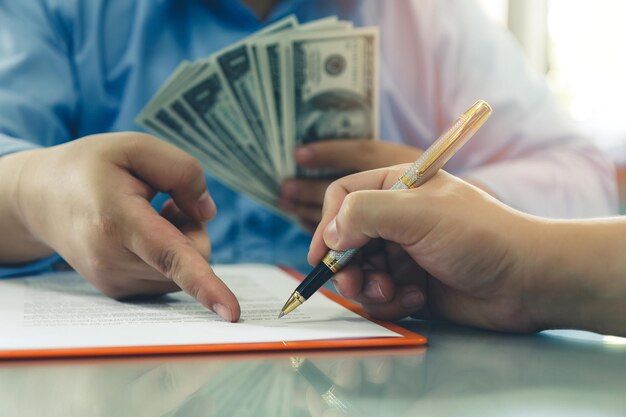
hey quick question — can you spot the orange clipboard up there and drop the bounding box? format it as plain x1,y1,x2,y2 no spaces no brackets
1,267,427,360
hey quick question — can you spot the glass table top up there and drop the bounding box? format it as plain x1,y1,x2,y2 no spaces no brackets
1,321,624,416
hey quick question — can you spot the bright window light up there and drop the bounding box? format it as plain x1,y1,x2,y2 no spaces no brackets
548,0,626,148
478,0,509,26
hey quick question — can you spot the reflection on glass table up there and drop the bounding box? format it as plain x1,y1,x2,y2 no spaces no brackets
1,321,624,417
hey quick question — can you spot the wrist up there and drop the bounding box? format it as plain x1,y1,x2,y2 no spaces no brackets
7,149,36,228
1,151,29,228
0,149,53,262
525,219,626,335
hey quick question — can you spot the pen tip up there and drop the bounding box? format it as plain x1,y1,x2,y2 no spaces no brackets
277,311,285,319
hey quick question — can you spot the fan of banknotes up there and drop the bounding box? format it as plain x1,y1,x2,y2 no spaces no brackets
136,15,379,218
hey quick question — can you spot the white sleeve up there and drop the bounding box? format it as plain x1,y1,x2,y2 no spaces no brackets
441,0,617,218
379,0,618,218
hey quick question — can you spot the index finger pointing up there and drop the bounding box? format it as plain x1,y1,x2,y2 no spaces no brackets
123,198,240,322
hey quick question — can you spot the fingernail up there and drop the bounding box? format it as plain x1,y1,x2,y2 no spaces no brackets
295,146,315,165
281,180,298,199
324,219,339,247
212,303,233,322
364,280,385,301
197,192,215,219
401,290,424,309
331,277,350,298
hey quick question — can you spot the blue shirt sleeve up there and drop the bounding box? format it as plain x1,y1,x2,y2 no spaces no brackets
0,2,77,155
0,2,77,275
0,134,40,158
0,255,62,279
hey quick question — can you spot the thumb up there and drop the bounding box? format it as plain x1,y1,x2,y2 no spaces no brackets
323,189,430,251
123,134,216,222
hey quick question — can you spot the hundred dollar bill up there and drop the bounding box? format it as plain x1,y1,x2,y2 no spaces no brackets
215,15,298,172
135,16,379,221
136,61,199,126
142,117,255,198
178,63,280,190
138,62,280,197
253,17,352,178
159,102,277,199
143,105,279,205
136,62,228,162
141,110,281,211
136,65,279,203
283,28,379,179
254,38,291,177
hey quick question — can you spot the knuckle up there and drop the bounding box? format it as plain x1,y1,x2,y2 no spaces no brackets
152,242,210,304
177,157,204,187
89,212,118,240
181,274,208,307
341,192,362,224
324,179,343,204
326,179,341,194
84,253,117,276
198,238,211,260
345,191,372,229
191,285,211,308
154,245,184,280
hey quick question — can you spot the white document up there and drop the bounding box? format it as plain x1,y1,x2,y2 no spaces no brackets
0,264,400,352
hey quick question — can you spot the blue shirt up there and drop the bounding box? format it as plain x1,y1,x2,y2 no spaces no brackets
0,0,617,278
0,0,328,276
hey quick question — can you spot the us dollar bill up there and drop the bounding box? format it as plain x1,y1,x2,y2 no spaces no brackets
179,64,280,190
215,16,298,173
136,65,279,202
253,18,352,177
136,16,379,220
141,111,281,211
284,28,379,179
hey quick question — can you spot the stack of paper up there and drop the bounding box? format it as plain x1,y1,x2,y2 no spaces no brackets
0,264,425,358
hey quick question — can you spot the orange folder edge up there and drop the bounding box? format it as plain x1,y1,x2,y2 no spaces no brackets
1,266,427,359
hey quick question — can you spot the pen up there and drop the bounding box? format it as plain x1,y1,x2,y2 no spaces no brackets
290,357,356,413
279,99,492,318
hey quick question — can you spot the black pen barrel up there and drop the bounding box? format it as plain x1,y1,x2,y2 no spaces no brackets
296,262,335,300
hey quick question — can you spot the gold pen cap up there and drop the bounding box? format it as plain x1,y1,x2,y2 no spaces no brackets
418,100,491,176
396,100,492,189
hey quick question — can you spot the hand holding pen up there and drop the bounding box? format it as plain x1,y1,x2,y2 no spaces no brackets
280,100,492,318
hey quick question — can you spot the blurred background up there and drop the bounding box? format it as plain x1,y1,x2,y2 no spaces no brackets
478,0,626,210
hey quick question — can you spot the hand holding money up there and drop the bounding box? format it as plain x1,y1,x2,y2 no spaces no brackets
280,140,423,229
136,15,379,220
